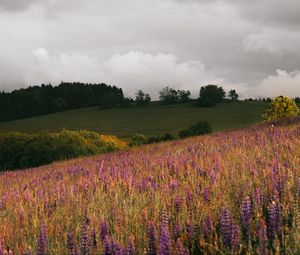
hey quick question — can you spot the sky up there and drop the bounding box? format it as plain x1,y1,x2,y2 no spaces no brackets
0,0,300,99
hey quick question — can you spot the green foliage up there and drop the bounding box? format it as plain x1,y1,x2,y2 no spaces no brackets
0,82,126,122
228,89,239,101
135,90,151,106
159,86,191,104
178,121,212,138
262,96,300,121
196,84,225,107
178,129,192,138
147,133,176,144
129,133,149,146
0,130,126,171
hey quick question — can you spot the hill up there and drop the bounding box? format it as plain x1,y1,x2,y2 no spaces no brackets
0,120,299,253
0,101,267,138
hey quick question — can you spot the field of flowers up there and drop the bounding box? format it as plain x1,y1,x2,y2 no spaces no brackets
0,121,300,254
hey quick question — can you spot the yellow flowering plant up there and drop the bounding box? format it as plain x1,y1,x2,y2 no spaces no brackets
262,96,300,121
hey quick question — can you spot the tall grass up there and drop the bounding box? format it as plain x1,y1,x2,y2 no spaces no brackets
0,121,300,254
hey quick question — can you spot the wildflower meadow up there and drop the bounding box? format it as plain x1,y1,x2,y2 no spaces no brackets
0,121,300,254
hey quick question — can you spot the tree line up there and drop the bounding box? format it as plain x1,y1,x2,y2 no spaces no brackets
3,82,298,123
0,82,126,122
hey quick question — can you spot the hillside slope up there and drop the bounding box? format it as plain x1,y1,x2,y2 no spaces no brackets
0,101,267,138
0,121,300,253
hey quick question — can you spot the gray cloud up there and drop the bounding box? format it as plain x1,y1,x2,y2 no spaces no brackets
0,0,37,11
0,0,300,98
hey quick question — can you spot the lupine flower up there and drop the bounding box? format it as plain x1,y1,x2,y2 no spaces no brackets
103,236,113,255
80,222,89,255
100,221,110,242
67,232,74,252
71,245,79,255
267,201,277,242
203,216,213,239
241,196,251,238
160,210,169,227
174,196,182,214
91,227,97,248
186,222,194,240
147,222,156,255
220,207,232,248
255,188,264,210
231,224,240,252
203,188,210,204
173,224,181,242
258,220,268,255
175,239,187,255
186,189,193,208
159,225,171,255
37,228,46,255
113,242,125,255
127,238,135,255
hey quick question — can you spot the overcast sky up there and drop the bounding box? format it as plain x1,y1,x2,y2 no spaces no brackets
1,0,300,98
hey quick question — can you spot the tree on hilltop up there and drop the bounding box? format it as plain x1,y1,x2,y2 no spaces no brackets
228,89,239,101
196,85,225,107
135,90,151,106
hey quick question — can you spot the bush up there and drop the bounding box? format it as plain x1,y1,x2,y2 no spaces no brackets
178,129,192,138
262,96,300,121
178,121,212,138
0,130,127,171
147,133,177,144
129,133,149,146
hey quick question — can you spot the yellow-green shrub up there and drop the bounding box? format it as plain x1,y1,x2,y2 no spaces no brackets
262,96,299,121
0,130,127,171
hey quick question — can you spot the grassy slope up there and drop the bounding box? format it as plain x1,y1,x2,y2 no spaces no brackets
0,101,267,138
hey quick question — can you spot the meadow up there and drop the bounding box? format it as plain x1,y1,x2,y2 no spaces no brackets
0,119,300,254
0,101,267,138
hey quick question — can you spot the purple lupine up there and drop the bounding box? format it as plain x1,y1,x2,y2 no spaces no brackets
267,201,277,242
241,196,252,238
231,224,240,252
174,196,182,214
203,216,213,239
185,189,193,208
173,224,181,242
175,239,186,255
67,232,74,252
159,225,171,255
186,222,194,240
113,242,125,255
103,236,113,255
220,207,232,248
203,188,210,204
91,227,97,248
255,188,264,210
258,220,268,255
127,238,136,255
37,228,46,255
275,202,282,240
80,222,89,255
71,245,79,255
147,222,157,255
160,210,169,227
276,179,285,202
100,221,110,242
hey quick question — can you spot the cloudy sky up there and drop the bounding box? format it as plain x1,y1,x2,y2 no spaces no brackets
1,0,300,98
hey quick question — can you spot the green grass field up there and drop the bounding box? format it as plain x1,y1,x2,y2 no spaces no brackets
0,101,268,138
